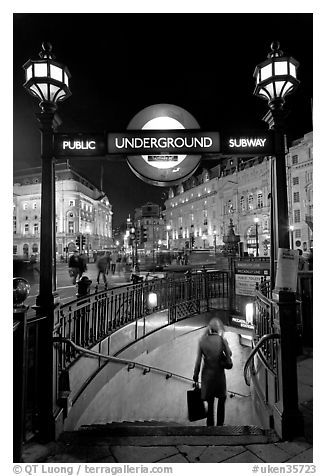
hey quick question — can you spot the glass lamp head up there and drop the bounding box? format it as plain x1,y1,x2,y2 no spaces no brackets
253,41,299,108
23,42,71,105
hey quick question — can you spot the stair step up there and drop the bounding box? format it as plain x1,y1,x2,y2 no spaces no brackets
59,424,279,446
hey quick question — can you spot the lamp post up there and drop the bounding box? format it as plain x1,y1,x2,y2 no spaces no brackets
254,217,259,257
254,41,299,276
254,41,303,439
213,230,217,255
289,225,294,250
166,224,171,250
23,43,71,440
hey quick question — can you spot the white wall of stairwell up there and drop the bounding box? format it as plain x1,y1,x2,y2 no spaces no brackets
70,317,261,430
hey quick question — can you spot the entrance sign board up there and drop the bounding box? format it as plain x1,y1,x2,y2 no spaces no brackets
235,260,270,297
221,131,273,156
54,133,106,157
107,130,221,155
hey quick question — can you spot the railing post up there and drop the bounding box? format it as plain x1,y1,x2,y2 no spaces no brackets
272,290,304,440
13,303,28,462
201,266,209,311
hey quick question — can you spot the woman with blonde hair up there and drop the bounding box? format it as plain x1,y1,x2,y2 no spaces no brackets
193,317,232,426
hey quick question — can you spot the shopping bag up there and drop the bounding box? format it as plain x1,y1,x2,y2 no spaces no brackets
187,384,207,421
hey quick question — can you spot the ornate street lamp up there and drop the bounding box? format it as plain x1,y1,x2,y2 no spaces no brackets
254,41,299,284
253,41,303,439
254,217,259,257
22,42,71,440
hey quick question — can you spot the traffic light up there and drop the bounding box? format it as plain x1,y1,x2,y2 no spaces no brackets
82,235,86,248
75,235,80,248
135,227,141,242
142,226,147,242
190,236,195,248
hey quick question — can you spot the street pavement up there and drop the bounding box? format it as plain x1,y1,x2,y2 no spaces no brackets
24,262,131,310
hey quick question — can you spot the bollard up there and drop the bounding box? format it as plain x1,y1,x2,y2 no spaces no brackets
76,276,92,299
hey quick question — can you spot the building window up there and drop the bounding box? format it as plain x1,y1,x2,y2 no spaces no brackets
69,200,75,207
295,229,301,238
257,192,263,208
292,155,298,165
13,216,17,234
293,192,300,203
68,221,74,234
293,176,299,185
240,196,245,211
33,202,37,209
24,223,29,233
33,223,39,234
248,194,254,210
23,203,28,210
13,245,18,255
294,210,301,223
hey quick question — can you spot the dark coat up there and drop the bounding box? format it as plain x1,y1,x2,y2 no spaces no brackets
193,333,228,400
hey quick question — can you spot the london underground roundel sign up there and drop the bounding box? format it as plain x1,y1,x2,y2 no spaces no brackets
126,104,202,187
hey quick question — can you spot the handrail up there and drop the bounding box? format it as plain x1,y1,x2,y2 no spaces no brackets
54,337,250,398
243,333,280,386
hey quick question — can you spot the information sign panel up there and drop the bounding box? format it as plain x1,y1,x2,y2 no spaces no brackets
235,261,270,297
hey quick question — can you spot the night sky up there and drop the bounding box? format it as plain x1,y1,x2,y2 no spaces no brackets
13,13,313,227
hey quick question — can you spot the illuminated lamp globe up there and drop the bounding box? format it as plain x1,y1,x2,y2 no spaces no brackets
148,292,158,309
23,42,71,105
253,41,299,109
13,277,31,307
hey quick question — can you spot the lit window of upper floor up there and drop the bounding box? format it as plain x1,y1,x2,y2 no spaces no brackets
24,223,29,233
257,192,263,208
69,200,75,207
33,202,37,209
23,203,28,210
293,192,300,203
248,194,254,210
292,155,298,165
294,210,301,223
293,177,299,185
295,229,301,238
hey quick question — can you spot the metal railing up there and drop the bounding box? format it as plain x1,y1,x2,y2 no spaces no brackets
16,269,228,446
55,336,250,398
53,270,229,370
244,333,280,386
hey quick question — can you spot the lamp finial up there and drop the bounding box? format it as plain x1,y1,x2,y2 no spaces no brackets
268,41,283,58
39,42,55,60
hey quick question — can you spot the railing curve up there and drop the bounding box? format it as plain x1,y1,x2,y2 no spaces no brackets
243,333,280,386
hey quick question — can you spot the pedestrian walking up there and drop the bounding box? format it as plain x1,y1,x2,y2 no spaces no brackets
111,250,118,274
78,252,87,278
96,254,108,285
68,251,81,285
193,317,232,426
105,252,111,274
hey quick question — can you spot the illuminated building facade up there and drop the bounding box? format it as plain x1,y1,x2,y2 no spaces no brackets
13,162,113,259
165,132,313,256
